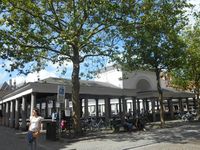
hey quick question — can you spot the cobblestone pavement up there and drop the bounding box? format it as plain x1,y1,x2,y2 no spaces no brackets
0,121,200,150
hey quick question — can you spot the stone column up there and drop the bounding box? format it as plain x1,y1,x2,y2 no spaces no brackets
0,104,2,125
30,93,36,115
115,103,118,114
151,99,156,122
146,99,149,112
179,98,183,113
15,99,19,129
52,100,56,110
168,99,174,119
84,98,89,118
186,98,189,111
6,102,10,126
21,96,27,131
39,102,42,115
142,99,146,111
122,97,127,114
10,101,14,128
3,103,6,126
118,98,122,116
80,98,83,118
95,98,99,118
45,100,48,118
156,99,159,110
104,98,111,123
137,99,140,114
132,97,137,117
193,98,197,110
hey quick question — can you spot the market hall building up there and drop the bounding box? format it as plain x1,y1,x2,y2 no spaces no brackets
0,67,196,130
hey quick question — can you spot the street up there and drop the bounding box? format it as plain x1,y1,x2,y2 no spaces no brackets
0,121,200,150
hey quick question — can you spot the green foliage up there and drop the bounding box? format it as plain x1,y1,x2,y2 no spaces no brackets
117,0,191,73
170,18,200,94
113,0,192,126
0,0,136,135
0,0,129,75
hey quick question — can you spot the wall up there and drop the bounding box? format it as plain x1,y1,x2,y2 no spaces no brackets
95,67,123,88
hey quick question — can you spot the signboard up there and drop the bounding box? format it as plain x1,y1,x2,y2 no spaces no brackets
57,85,65,103
65,99,70,116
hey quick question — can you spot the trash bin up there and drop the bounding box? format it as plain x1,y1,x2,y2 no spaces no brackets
46,121,58,141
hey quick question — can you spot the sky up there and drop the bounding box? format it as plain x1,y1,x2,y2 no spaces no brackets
0,0,199,86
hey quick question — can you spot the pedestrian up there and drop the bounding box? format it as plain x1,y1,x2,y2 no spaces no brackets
51,109,58,121
135,113,146,131
27,108,43,150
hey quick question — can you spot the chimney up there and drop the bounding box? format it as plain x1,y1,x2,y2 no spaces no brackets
9,79,12,90
13,79,16,89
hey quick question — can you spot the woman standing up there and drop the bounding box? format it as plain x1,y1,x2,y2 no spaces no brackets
28,108,42,150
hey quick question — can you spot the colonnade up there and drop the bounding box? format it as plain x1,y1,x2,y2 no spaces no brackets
0,93,36,130
0,91,197,130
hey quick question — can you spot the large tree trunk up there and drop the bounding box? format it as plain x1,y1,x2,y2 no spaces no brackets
71,49,81,135
156,70,165,127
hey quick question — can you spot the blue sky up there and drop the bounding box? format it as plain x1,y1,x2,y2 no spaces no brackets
0,59,73,85
0,0,199,86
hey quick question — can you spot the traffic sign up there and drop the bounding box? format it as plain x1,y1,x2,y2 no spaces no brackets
57,85,65,103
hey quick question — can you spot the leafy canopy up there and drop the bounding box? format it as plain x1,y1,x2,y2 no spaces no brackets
0,0,131,76
117,0,191,73
170,17,200,92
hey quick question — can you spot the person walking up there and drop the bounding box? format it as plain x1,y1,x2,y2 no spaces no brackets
27,108,42,150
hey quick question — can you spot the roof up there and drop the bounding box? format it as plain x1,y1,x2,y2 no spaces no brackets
38,77,119,88
0,77,136,103
0,77,194,104
136,87,195,99
0,82,10,90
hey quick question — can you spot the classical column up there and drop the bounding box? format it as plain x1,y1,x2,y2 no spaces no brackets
137,99,140,114
95,98,99,118
10,101,14,128
39,102,42,115
168,99,174,119
6,102,10,126
146,99,149,112
52,100,56,110
15,99,19,129
21,96,27,131
45,100,48,118
80,98,83,118
0,104,2,125
186,98,189,111
115,103,118,114
122,97,127,114
104,98,111,123
151,99,156,122
132,97,137,117
30,93,36,115
118,98,122,116
84,98,89,118
3,104,5,126
156,99,159,110
193,98,197,110
142,99,146,111
179,98,183,113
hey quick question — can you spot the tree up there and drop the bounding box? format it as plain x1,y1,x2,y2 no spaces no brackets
0,0,132,134
115,0,191,126
170,18,200,114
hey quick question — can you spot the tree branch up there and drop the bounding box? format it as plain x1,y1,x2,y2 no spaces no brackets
10,2,62,33
49,0,63,31
80,51,111,63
